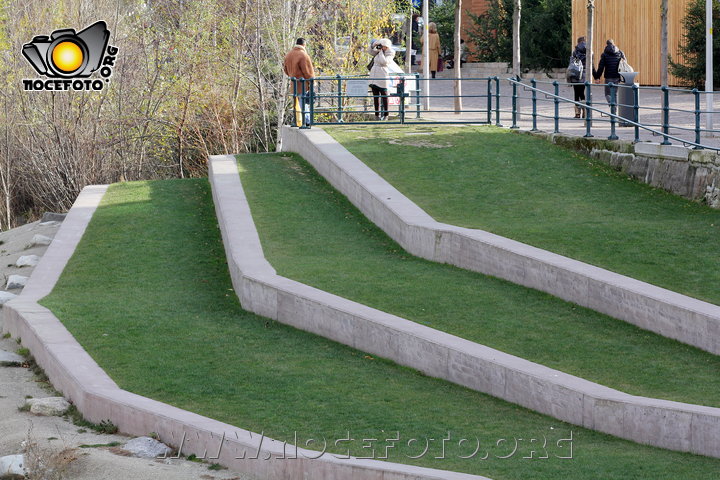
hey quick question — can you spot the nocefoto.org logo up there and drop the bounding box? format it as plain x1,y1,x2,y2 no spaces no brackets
22,21,118,92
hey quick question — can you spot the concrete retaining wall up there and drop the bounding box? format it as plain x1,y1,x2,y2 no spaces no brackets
208,153,720,458
2,185,486,480
279,126,720,357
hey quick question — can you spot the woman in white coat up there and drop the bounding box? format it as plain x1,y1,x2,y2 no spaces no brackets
368,38,402,121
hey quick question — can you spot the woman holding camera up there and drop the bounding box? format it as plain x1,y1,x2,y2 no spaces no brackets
368,38,401,121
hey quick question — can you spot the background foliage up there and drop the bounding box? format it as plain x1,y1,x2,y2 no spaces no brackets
465,0,570,70
669,0,720,87
0,0,391,227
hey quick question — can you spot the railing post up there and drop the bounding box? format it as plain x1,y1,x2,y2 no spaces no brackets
584,81,594,137
291,77,298,127
661,85,671,145
487,77,492,124
494,76,503,127
633,84,640,143
398,78,406,124
511,77,519,129
553,80,560,133
693,88,702,148
608,82,619,140
308,79,315,128
299,78,309,129
336,74,343,123
530,79,538,131
415,73,421,119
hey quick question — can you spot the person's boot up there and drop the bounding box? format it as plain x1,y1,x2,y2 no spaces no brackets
574,105,581,118
581,106,586,118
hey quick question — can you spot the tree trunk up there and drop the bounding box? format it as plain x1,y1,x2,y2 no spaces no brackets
406,9,413,74
661,0,668,86
454,0,463,112
512,0,521,77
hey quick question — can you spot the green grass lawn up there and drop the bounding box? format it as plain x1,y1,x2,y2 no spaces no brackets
41,178,720,479
235,153,720,408
324,125,720,307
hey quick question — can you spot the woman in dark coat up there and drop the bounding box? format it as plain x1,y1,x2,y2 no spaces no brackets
571,37,587,118
593,39,627,103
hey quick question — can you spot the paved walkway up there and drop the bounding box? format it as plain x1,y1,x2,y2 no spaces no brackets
417,77,720,149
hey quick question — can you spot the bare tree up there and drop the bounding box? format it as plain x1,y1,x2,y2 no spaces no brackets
453,0,463,112
512,0,521,77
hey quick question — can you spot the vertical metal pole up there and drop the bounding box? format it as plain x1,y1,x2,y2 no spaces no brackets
423,0,430,110
584,81,594,137
694,88,702,148
487,77,492,124
398,79,406,124
291,77,298,127
531,78,538,131
415,72,421,118
608,82,619,140
299,78,308,129
707,0,714,130
336,74,343,122
511,78,519,129
494,76,503,126
661,85,671,145
309,80,315,128
553,80,560,133
633,84,640,143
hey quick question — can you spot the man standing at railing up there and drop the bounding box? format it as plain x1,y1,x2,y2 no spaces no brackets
284,38,316,127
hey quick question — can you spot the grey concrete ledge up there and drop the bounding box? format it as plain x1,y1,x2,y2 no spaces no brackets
209,153,720,458
280,126,720,357
2,185,485,480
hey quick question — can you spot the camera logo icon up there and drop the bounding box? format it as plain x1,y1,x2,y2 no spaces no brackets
22,21,118,91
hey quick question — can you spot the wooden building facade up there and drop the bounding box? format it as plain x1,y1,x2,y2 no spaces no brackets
572,0,692,86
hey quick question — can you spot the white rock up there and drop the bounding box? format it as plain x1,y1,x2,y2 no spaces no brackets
16,255,39,267
26,397,71,416
124,437,172,458
0,349,23,365
5,275,27,290
0,291,17,305
30,234,52,247
0,454,26,478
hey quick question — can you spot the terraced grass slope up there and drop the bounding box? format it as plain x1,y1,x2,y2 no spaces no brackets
41,178,720,479
236,153,720,408
325,125,720,307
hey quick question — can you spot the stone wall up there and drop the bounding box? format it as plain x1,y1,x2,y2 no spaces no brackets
530,131,720,207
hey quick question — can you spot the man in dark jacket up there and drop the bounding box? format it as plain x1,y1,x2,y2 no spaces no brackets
593,39,626,102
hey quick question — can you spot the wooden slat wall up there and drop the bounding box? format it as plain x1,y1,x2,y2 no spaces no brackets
572,0,691,86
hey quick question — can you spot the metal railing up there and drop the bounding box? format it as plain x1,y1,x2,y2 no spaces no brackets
289,75,720,151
